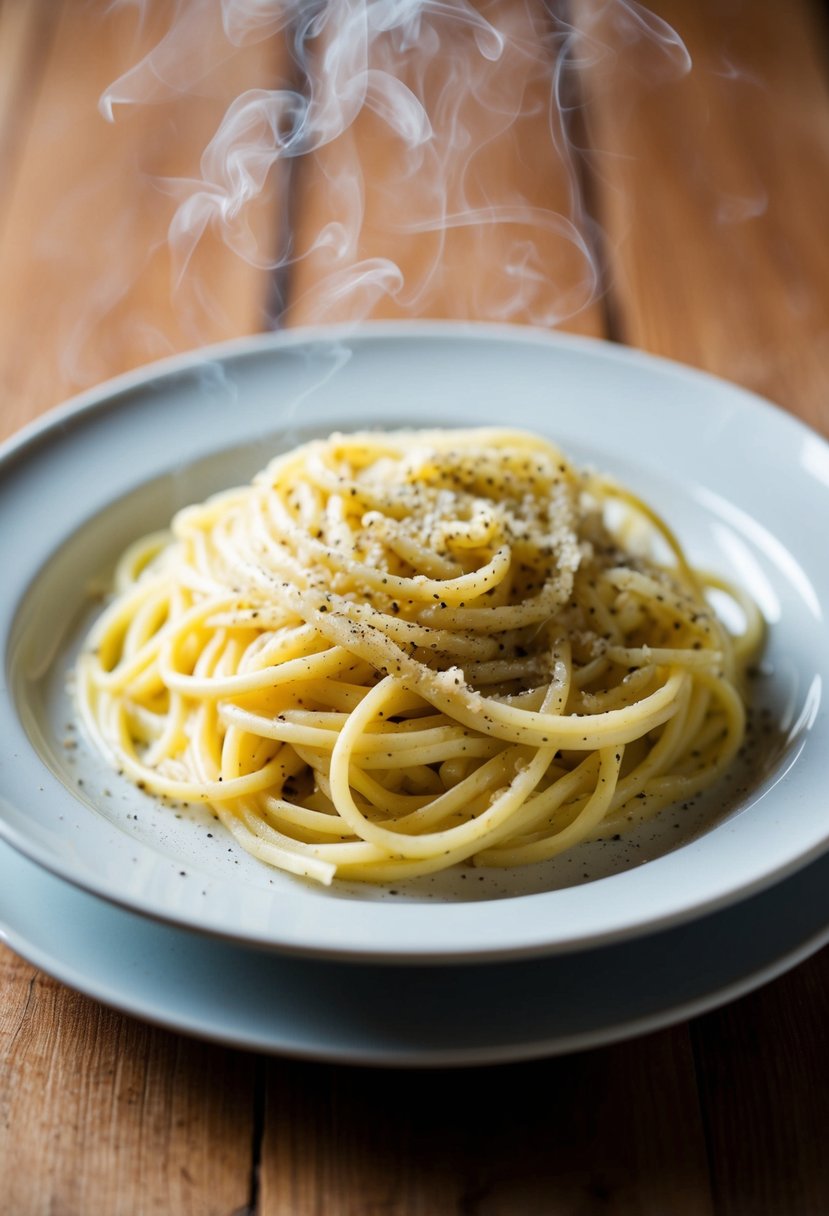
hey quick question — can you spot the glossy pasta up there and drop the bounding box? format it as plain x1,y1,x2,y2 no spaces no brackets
77,428,762,885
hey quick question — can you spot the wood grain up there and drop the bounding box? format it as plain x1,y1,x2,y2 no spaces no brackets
576,0,829,433
259,1032,712,1216
577,1,829,1211
2,0,829,1212
0,947,256,1216
0,3,288,1211
0,0,286,440
692,955,829,1216
286,0,604,336
0,0,55,234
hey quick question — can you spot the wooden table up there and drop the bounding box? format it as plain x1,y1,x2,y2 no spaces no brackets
2,1,829,1211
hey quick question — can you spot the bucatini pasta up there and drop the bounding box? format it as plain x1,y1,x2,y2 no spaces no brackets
76,428,762,885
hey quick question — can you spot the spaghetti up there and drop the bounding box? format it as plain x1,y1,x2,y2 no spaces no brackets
77,428,762,885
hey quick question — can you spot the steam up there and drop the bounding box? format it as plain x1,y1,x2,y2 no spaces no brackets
575,0,691,79
95,1,691,332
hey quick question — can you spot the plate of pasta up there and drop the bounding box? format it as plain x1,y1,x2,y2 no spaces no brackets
1,322,827,962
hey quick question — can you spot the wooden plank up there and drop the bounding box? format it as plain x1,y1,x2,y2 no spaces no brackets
255,5,712,1213
286,0,604,335
259,1031,713,1215
0,0,287,440
0,0,55,233
0,944,256,1216
577,0,829,1210
10,1,828,1213
0,2,294,1209
576,0,829,434
692,953,829,1216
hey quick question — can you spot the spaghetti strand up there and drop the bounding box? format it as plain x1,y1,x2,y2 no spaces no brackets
77,428,761,885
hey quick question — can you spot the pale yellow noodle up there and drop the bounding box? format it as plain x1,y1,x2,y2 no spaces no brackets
77,428,762,886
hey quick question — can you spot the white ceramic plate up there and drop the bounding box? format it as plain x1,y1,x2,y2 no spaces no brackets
1,323,827,962
3,836,829,1066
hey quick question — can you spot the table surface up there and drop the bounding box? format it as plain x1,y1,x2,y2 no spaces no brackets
2,1,829,1211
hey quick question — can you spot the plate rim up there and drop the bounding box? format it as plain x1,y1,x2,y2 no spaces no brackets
2,317,817,464
3,835,829,1067
2,319,828,963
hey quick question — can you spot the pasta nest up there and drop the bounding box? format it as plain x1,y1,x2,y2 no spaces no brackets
77,428,761,885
